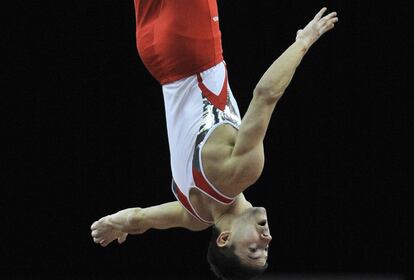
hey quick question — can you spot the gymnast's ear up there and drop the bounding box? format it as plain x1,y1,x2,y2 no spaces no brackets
216,231,231,248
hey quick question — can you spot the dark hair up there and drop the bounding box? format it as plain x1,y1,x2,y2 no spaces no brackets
207,226,268,280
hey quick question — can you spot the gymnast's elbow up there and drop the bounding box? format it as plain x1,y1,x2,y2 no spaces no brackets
253,84,284,104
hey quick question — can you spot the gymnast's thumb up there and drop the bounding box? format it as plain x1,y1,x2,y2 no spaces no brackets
118,233,127,244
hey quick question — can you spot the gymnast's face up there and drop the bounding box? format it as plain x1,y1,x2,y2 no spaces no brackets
225,207,272,267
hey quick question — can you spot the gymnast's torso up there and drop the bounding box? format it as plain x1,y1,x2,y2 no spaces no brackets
163,61,242,225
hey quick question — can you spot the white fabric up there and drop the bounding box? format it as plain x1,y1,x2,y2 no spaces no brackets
162,61,241,198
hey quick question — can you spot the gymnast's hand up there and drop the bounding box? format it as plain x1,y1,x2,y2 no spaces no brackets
91,208,147,247
296,7,338,48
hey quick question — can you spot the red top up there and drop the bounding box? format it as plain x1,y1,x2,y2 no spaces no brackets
133,0,224,85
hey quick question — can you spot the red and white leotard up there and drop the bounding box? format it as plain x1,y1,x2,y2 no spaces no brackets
163,62,241,224
133,1,241,224
133,0,223,85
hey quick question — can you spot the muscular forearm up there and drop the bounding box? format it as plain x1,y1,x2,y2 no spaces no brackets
254,39,309,99
255,7,338,99
106,202,186,234
141,202,186,230
105,207,147,234
91,201,197,247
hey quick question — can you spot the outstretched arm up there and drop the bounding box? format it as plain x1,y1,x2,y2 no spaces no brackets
91,201,208,247
232,7,338,156
221,8,338,194
254,7,338,97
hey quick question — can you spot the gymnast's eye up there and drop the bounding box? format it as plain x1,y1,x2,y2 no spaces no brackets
249,247,257,253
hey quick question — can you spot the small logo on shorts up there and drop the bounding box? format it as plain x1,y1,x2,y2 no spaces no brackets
212,16,219,22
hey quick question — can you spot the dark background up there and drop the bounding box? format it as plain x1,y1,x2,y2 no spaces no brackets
5,0,412,279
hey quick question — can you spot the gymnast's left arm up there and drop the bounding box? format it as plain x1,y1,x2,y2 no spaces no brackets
91,201,208,247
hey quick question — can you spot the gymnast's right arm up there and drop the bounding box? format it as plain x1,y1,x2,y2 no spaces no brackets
91,201,208,247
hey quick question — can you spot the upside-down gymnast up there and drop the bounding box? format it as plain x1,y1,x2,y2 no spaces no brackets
91,2,338,279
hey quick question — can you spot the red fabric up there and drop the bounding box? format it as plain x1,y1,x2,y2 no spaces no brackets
193,168,234,204
197,68,228,111
173,183,198,219
134,0,224,85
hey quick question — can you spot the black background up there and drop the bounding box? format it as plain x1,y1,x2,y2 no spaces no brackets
5,0,412,279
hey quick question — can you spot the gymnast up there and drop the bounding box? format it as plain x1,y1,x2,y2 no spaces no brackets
91,2,338,279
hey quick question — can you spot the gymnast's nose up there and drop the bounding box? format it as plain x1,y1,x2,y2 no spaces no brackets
261,232,272,242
